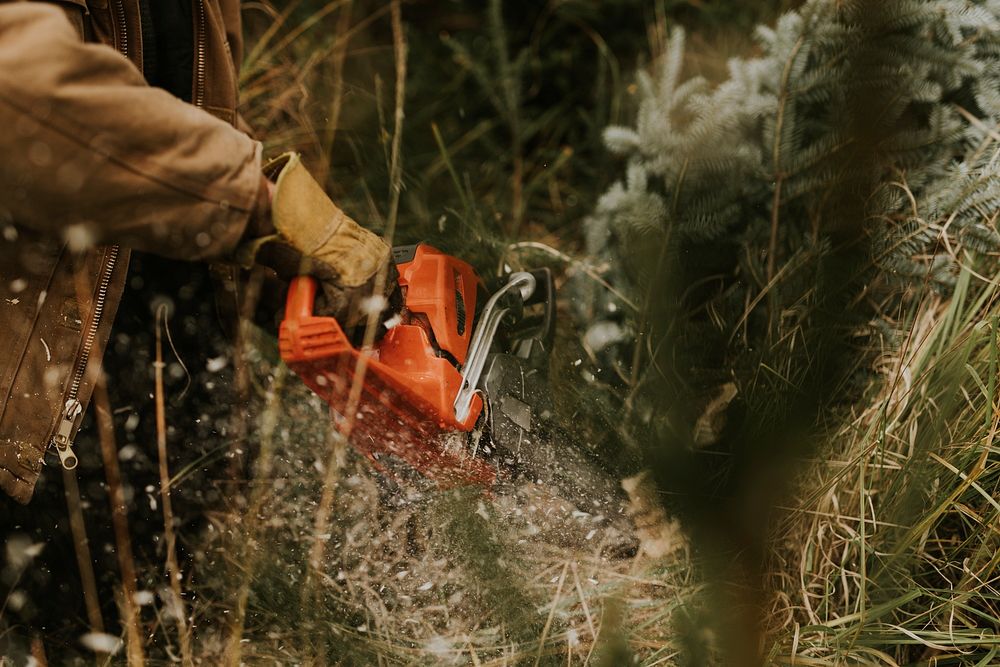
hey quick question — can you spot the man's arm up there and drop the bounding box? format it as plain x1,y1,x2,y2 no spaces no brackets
0,3,263,261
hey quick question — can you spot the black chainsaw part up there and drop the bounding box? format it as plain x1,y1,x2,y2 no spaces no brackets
470,267,556,459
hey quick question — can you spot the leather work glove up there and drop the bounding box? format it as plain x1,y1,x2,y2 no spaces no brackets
241,153,396,330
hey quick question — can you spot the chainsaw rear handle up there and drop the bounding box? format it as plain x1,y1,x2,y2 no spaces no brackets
285,275,319,322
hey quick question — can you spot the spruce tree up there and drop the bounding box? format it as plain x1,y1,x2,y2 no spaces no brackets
574,0,1000,428
569,4,1000,659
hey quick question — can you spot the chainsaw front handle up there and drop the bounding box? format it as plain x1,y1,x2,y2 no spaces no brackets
513,267,557,350
453,271,537,423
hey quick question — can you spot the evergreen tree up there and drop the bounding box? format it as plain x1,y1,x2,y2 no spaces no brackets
570,4,1000,660
574,0,1000,428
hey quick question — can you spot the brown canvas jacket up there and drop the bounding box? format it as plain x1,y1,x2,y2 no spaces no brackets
0,0,263,503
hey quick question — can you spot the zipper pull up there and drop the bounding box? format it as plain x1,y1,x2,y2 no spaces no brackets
52,398,83,470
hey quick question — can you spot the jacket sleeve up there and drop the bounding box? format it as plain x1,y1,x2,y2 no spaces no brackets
0,3,263,261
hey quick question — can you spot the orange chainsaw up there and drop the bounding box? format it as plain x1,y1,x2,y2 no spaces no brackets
279,243,555,487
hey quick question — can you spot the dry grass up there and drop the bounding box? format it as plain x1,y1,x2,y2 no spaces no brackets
179,323,687,665
765,257,1000,664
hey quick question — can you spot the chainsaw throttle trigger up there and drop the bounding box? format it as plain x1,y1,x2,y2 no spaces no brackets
453,271,536,423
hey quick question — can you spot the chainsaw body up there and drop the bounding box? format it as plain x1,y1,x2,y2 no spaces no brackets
279,243,554,486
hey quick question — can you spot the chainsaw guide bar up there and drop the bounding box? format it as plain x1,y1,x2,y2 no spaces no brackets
279,243,555,487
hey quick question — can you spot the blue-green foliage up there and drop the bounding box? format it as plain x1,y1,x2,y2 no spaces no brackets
578,0,1000,389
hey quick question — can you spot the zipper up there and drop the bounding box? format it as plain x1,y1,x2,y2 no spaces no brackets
53,246,120,469
51,5,131,470
194,0,207,109
53,399,83,469
113,0,128,59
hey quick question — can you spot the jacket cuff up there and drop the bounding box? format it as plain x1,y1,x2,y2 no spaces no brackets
202,140,265,259
244,174,276,241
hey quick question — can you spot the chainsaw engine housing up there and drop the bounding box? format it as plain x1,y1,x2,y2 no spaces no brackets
279,243,555,486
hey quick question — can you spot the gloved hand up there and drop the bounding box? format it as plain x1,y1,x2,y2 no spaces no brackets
242,153,396,330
